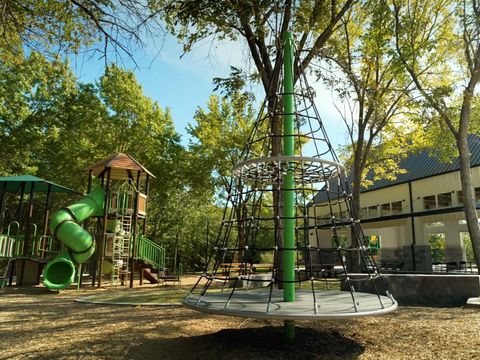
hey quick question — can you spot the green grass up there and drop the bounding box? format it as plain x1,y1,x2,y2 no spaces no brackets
81,280,342,305
295,280,341,291
83,287,190,304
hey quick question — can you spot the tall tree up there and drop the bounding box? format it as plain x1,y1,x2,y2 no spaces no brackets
155,0,357,272
322,0,421,214
392,0,480,268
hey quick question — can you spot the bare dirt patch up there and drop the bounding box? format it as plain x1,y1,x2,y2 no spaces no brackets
0,283,479,360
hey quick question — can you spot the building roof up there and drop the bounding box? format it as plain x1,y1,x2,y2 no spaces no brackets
313,134,480,203
87,153,156,180
363,134,480,191
0,175,81,194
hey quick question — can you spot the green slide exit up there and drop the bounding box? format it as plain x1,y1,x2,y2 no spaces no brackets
43,188,104,290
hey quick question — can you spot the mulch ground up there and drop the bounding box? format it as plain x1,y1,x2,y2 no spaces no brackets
1,284,479,360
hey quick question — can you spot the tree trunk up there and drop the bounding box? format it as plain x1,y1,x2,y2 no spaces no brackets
269,99,284,286
351,143,364,217
457,135,480,270
350,99,366,218
350,118,366,255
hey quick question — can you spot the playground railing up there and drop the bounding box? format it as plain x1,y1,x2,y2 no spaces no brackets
175,263,183,277
31,235,54,257
109,181,136,215
0,234,53,258
0,234,25,257
0,235,15,258
136,235,166,270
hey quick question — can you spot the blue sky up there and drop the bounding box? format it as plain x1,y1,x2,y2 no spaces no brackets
72,36,349,151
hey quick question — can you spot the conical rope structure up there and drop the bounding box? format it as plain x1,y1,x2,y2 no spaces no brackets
183,32,397,337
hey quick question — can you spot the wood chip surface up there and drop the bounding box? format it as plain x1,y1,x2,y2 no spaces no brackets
1,281,479,359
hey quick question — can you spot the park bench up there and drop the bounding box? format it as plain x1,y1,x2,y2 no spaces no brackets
380,260,404,270
220,262,274,276
300,263,346,278
220,262,250,275
251,263,273,273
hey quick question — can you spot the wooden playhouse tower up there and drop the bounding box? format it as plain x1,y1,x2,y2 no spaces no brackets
86,153,157,288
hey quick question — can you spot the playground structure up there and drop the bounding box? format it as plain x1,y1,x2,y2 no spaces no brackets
1,154,181,290
0,175,81,287
43,153,171,289
183,32,397,339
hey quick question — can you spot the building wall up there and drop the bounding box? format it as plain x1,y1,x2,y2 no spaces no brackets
358,183,410,217
310,167,480,269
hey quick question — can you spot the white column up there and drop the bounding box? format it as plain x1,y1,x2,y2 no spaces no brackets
413,218,425,245
444,220,466,262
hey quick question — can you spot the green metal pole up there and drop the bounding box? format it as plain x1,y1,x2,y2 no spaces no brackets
283,31,295,340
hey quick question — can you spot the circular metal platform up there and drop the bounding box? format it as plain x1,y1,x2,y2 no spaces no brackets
183,289,397,320
232,156,345,184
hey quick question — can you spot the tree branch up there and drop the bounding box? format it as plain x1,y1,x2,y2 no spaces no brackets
297,0,356,80
392,1,457,136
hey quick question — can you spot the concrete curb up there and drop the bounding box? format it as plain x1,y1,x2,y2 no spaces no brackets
466,297,480,307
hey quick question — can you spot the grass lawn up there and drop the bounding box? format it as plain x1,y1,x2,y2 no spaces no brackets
78,285,192,304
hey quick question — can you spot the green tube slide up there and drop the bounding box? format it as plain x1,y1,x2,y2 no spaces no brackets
43,188,104,290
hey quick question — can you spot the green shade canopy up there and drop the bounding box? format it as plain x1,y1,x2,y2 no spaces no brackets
0,175,81,194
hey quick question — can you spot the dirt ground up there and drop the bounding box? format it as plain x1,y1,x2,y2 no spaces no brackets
1,278,479,360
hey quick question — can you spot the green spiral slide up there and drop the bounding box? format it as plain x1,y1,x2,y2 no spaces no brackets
43,188,104,290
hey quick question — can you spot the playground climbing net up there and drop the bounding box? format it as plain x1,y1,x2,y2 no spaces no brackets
183,35,397,320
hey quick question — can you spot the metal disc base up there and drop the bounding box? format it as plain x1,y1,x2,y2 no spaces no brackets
183,289,397,320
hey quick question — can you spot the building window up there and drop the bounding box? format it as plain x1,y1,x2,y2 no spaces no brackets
457,190,464,205
437,192,452,208
427,221,444,227
476,187,480,203
423,195,436,210
391,201,403,215
359,208,367,219
381,203,391,216
368,205,378,218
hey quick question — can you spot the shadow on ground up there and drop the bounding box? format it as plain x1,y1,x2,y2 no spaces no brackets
0,286,57,296
127,326,365,360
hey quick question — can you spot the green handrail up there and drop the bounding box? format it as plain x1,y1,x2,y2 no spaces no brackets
29,223,37,256
0,222,23,257
0,235,14,258
135,235,165,270
0,221,55,259
175,263,183,278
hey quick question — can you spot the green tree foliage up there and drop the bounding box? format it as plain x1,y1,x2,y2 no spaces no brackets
429,233,446,263
0,0,160,62
187,93,257,197
0,50,76,175
33,65,183,194
462,233,475,262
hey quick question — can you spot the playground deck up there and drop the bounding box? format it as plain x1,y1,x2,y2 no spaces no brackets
0,278,479,359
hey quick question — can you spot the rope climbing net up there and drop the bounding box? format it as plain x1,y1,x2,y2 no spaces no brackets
183,34,397,320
